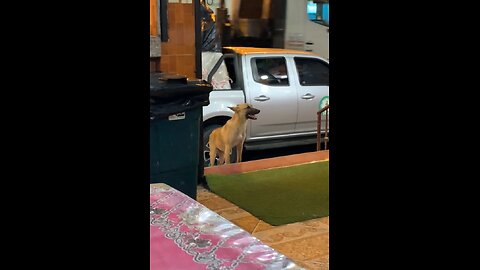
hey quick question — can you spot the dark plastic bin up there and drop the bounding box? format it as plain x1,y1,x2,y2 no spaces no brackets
150,73,212,199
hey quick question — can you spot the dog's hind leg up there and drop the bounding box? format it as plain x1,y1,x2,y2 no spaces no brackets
218,150,225,165
209,144,217,167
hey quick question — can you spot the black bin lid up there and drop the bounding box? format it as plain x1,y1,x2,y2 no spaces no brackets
150,73,212,99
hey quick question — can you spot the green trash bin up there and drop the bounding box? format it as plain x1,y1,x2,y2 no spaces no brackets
150,73,212,199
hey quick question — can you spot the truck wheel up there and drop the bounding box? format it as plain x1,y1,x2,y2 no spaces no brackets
203,124,237,167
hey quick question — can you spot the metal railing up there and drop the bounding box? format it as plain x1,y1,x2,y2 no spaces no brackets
317,104,329,151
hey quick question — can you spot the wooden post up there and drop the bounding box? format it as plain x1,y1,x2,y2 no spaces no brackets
317,111,321,150
317,104,330,151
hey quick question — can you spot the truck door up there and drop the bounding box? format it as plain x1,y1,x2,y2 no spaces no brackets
292,56,329,133
245,55,298,138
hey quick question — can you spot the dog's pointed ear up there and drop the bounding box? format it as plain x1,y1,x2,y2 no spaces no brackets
228,106,237,112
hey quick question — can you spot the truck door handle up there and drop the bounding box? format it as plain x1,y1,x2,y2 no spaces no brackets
254,95,270,102
301,93,315,100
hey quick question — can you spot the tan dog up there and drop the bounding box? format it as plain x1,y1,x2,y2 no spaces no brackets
208,103,260,166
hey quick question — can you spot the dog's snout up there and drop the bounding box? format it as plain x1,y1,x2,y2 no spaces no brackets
247,107,260,114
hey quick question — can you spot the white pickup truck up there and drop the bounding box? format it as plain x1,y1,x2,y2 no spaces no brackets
202,47,329,166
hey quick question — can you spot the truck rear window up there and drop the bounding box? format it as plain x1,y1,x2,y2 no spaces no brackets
251,57,289,86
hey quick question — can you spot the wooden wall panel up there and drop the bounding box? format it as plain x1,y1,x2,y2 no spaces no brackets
160,2,196,79
150,1,196,78
150,0,158,36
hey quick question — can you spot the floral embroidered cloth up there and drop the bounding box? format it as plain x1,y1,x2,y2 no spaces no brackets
150,183,304,270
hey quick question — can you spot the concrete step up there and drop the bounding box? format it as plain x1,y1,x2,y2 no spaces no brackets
204,150,329,176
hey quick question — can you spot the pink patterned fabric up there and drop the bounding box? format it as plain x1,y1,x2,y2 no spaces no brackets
150,184,303,270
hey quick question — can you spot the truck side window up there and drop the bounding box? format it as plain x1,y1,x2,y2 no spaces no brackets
251,57,289,86
224,57,237,89
294,57,329,86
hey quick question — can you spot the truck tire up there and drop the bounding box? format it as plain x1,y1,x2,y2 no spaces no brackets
203,124,237,167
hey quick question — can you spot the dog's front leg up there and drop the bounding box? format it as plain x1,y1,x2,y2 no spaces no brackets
224,144,232,165
236,143,243,163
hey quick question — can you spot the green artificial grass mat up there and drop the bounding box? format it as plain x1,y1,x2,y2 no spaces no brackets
206,161,329,226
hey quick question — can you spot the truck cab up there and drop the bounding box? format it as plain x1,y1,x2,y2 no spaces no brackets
202,47,329,166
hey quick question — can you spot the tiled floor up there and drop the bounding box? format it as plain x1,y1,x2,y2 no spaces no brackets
198,151,329,270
